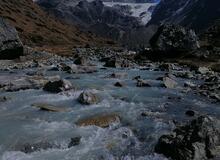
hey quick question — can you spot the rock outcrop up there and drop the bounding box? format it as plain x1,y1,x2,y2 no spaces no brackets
150,24,200,56
0,17,23,59
155,116,220,160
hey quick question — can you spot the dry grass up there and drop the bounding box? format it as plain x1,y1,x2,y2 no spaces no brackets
0,0,113,55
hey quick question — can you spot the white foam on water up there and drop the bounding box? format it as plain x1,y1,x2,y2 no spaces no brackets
2,151,32,160
23,120,72,133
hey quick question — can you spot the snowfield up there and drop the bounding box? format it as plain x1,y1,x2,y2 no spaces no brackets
104,2,158,24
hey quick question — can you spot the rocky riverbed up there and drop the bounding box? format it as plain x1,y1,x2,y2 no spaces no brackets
0,49,220,160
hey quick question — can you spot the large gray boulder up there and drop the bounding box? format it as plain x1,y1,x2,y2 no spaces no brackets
155,116,220,160
150,24,200,55
0,17,23,59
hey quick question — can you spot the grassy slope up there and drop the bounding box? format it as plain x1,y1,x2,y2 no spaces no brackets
0,0,113,55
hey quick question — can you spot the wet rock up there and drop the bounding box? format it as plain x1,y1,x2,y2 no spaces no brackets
162,76,178,89
155,116,220,160
58,63,97,74
18,142,54,153
0,17,23,59
43,79,73,93
108,72,128,79
184,81,197,88
156,77,163,81
114,82,124,87
104,58,130,68
141,111,163,118
185,110,195,117
150,24,200,55
68,137,81,148
197,67,210,74
76,114,120,128
104,58,121,68
132,75,141,80
78,91,99,105
175,71,194,79
136,79,151,87
74,56,88,65
0,96,8,102
32,103,68,112
159,63,171,71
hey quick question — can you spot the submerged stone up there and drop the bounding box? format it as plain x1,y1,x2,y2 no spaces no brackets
76,114,120,128
32,103,68,112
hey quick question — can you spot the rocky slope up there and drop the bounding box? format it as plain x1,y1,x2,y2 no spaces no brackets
148,0,220,32
36,0,158,48
0,0,110,55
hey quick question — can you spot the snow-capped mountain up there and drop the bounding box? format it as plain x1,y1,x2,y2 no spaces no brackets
36,0,159,48
103,2,157,24
149,0,220,32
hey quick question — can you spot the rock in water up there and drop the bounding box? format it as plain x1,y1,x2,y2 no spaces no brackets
76,114,120,128
32,103,68,112
68,137,81,148
162,76,178,89
43,79,73,93
78,91,99,105
114,82,124,87
16,142,54,153
150,24,200,56
0,17,23,59
136,79,151,87
155,116,220,160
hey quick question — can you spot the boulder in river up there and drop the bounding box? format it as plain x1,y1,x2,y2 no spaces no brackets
0,17,23,59
114,82,124,87
150,24,200,57
17,142,54,153
76,114,120,128
155,116,220,160
32,103,69,112
74,56,88,65
108,72,128,79
68,137,81,148
0,96,8,102
136,79,151,87
43,79,73,93
78,91,99,105
162,76,178,89
104,58,130,68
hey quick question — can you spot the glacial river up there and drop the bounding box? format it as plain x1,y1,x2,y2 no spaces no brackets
0,65,220,160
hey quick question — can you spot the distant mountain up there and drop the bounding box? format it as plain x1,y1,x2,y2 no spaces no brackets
148,0,220,32
36,0,158,48
0,0,109,55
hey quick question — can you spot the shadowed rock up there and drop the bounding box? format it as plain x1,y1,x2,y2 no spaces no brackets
0,17,23,59
150,24,200,58
78,91,99,105
155,116,220,160
43,79,73,93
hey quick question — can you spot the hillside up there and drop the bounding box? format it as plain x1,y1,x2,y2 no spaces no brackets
148,0,220,32
0,0,111,55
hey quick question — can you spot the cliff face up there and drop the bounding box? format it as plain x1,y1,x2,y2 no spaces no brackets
0,0,110,54
149,0,220,32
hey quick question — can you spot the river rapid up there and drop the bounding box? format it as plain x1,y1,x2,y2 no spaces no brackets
0,62,220,160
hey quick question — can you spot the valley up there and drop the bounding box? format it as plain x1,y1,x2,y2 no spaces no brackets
0,0,220,160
